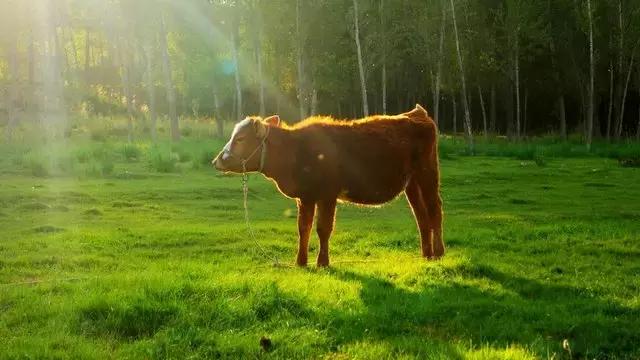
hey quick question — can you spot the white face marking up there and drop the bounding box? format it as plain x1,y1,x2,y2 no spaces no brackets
222,118,252,161
230,118,251,140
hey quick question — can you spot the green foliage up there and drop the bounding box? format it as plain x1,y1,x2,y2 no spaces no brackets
200,150,217,166
149,147,177,173
100,159,115,176
439,136,640,161
533,153,546,167
78,297,179,340
28,159,49,178
180,126,193,138
120,144,143,162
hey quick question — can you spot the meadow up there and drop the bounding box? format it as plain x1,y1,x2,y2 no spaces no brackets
1,121,640,359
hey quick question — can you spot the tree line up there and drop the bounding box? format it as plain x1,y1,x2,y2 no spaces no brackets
1,0,640,146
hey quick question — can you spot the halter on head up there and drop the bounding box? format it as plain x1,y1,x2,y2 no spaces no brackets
224,125,270,173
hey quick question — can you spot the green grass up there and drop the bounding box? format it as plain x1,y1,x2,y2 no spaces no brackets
1,138,639,359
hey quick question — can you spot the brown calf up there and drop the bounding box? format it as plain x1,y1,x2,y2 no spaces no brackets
213,104,444,267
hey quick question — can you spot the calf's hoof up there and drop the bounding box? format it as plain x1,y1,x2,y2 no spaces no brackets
432,248,445,260
296,260,308,267
316,257,330,268
296,256,308,267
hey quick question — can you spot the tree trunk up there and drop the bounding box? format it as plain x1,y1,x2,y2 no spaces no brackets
275,54,282,115
28,32,35,85
4,37,18,142
618,43,637,139
84,27,91,88
381,64,387,115
478,85,487,140
490,84,496,133
380,0,387,114
213,82,222,138
230,22,242,122
506,83,514,137
311,87,318,115
559,95,567,140
353,0,369,117
523,87,528,137
54,26,69,75
84,28,91,70
606,60,614,141
637,104,640,141
514,35,521,140
449,0,473,150
586,0,595,150
160,17,180,141
434,0,446,126
452,96,457,134
255,5,265,116
615,0,624,139
296,0,307,119
65,27,79,72
121,43,134,143
144,46,157,141
637,70,640,141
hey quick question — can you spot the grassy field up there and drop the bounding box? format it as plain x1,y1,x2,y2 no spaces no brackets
1,135,640,359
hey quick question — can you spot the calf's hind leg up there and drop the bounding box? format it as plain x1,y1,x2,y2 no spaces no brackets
316,198,337,267
416,169,445,258
405,179,434,258
296,199,316,266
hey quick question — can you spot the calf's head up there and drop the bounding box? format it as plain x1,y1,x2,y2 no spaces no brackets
212,115,280,173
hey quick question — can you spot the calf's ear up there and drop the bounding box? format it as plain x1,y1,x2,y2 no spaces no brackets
263,115,280,127
254,120,268,138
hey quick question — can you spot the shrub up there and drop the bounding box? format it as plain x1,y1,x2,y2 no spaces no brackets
176,150,192,163
201,150,216,165
56,155,77,174
101,160,115,176
149,150,177,173
75,149,91,163
534,153,547,167
91,146,112,162
181,126,193,137
90,128,108,142
29,159,49,177
121,144,142,162
619,155,640,168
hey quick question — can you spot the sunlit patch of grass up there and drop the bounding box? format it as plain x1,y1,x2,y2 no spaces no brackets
0,139,639,359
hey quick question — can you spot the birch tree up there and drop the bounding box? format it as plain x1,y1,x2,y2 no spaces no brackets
449,0,473,149
295,0,307,119
353,0,369,117
3,37,18,141
585,0,595,150
231,19,242,121
380,0,387,114
254,2,265,116
433,0,446,126
160,16,179,141
478,86,488,139
143,45,157,141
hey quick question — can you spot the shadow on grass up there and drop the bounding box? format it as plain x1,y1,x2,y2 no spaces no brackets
77,265,639,358
327,265,640,359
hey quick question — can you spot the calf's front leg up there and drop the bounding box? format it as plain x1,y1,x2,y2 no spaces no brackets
296,199,316,266
316,198,337,267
